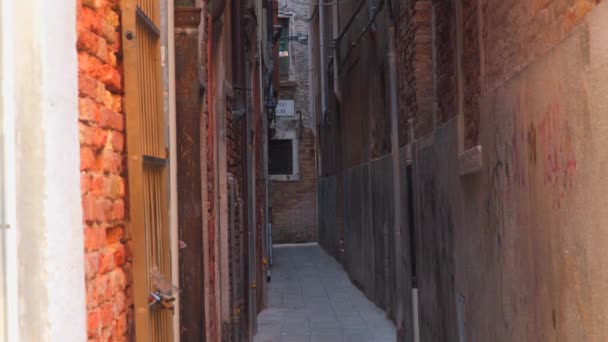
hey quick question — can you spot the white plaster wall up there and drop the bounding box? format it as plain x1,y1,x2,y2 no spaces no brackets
2,0,86,341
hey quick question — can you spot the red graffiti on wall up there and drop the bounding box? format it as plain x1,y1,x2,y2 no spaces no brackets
536,102,577,208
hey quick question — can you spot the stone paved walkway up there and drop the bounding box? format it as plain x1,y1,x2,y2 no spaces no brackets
254,244,396,342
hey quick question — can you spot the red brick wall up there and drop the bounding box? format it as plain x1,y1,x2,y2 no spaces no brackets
397,0,434,142
433,0,457,124
271,129,318,243
460,0,601,149
462,0,481,148
483,0,599,88
77,0,132,340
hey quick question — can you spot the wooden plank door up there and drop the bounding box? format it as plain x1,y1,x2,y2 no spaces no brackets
121,0,174,341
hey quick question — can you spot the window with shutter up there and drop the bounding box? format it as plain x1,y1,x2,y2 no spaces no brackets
269,139,293,175
279,18,290,76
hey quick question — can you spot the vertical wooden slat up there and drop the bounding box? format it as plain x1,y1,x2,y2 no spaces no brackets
155,169,164,341
157,39,164,156
143,26,152,156
123,0,173,340
148,37,156,156
121,0,151,341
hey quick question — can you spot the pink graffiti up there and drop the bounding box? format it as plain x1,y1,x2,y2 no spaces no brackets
537,102,577,208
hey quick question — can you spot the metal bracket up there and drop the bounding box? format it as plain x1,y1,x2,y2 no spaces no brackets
149,290,176,312
279,35,308,45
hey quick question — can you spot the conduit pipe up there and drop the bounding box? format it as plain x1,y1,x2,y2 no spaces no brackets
318,0,328,124
210,0,226,20
331,0,341,101
387,23,404,337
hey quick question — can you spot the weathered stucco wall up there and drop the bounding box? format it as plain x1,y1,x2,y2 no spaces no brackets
415,2,608,341
318,0,608,341
459,10,608,339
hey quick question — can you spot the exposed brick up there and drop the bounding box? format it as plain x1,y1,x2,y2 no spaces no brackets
113,244,126,267
106,226,124,244
95,150,123,174
113,312,128,336
433,0,457,124
107,131,124,152
86,278,99,308
96,273,111,302
79,0,131,338
87,309,101,338
79,97,99,123
81,146,96,171
99,247,116,274
79,7,104,35
113,199,125,221
79,74,100,100
78,29,101,54
109,268,127,294
80,123,108,149
82,0,103,10
271,130,318,243
99,107,124,131
85,252,101,280
100,302,114,327
84,225,105,251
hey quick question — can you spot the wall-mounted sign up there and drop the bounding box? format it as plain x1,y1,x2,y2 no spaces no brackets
276,99,295,117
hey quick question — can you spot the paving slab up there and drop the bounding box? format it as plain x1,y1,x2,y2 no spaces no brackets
254,244,396,342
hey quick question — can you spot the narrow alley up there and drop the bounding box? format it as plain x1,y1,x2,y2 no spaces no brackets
255,245,396,342
3,0,608,341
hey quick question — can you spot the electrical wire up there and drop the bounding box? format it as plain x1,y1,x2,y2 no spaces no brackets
338,0,385,71
286,0,358,6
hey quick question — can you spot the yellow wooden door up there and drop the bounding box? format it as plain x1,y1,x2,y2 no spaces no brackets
121,0,174,341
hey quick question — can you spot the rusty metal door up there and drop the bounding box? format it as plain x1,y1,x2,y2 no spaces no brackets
121,0,174,341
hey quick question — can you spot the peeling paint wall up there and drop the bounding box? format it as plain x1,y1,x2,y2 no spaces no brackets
317,0,608,341
414,1,608,341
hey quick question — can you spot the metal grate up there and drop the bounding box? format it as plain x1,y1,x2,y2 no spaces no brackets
143,164,172,342
122,0,173,340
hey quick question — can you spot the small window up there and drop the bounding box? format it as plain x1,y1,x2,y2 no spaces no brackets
269,139,293,175
279,18,290,76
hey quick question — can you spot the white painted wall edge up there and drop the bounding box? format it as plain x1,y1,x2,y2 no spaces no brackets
40,0,87,340
1,0,19,340
2,0,86,340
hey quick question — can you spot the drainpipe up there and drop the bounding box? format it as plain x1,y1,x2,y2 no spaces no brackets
318,0,328,125
209,0,226,20
387,24,404,339
410,114,420,342
331,1,341,102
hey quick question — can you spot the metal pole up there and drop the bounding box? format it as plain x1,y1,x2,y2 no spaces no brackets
318,0,328,125
388,24,404,335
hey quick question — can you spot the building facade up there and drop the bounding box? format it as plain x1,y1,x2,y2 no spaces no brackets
269,0,318,244
313,0,608,341
1,0,278,340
